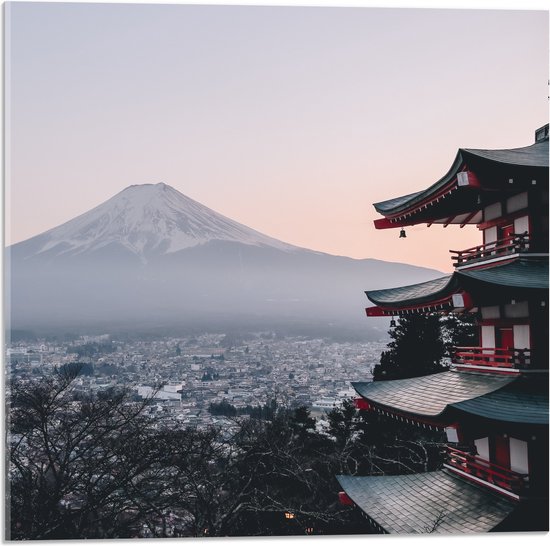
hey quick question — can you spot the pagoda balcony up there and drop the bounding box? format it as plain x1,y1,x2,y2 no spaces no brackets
452,346,531,371
445,446,528,497
450,234,530,267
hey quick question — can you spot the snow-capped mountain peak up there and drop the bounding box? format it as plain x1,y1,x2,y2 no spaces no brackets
26,183,297,260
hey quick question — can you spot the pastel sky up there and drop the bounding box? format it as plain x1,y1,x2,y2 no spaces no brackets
5,1,548,271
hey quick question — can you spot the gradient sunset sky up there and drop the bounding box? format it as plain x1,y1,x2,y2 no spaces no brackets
5,1,548,272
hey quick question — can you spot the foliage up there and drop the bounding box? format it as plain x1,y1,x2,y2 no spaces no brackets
440,313,478,356
9,363,158,539
373,315,446,381
372,313,478,381
10,366,445,539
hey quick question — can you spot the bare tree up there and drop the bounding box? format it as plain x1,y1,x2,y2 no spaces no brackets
9,363,166,539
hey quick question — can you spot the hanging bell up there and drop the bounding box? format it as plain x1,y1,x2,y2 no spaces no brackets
399,228,407,238
390,317,396,328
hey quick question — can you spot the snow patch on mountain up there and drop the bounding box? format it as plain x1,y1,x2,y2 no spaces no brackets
33,183,298,260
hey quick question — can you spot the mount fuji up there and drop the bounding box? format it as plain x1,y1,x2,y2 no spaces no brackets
7,183,442,336
15,183,297,262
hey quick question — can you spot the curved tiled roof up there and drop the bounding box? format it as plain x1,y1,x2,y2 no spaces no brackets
458,258,548,290
374,150,463,215
374,138,548,216
336,471,517,534
367,275,454,306
450,388,548,425
366,258,548,309
462,140,549,168
352,371,515,417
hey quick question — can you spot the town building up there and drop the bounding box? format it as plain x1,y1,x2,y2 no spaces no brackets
337,124,549,533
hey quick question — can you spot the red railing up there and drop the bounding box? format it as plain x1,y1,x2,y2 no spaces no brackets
446,446,528,494
453,347,530,369
450,233,530,266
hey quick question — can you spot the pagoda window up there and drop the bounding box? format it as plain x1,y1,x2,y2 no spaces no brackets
483,226,498,245
509,437,529,475
445,425,460,443
512,324,530,350
481,325,496,349
504,301,529,318
481,306,500,320
506,191,528,214
474,437,490,460
484,202,502,222
513,215,529,236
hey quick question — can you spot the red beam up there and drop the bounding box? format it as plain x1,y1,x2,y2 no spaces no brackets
365,295,458,316
365,306,389,317
338,492,354,506
354,398,372,410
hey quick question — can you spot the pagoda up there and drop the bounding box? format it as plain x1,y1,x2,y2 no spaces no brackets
337,124,549,533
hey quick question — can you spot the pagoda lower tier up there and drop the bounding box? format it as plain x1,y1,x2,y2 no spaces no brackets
341,370,548,528
337,470,548,534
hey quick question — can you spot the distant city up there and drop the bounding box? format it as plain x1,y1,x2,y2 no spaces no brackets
7,332,385,431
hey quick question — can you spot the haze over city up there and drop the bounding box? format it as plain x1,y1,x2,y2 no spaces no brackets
6,1,548,271
4,2,549,543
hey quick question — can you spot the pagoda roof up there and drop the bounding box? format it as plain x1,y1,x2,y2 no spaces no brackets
450,385,548,426
459,257,548,290
352,371,515,418
336,470,517,533
367,274,455,308
366,257,548,311
372,134,548,228
461,142,549,169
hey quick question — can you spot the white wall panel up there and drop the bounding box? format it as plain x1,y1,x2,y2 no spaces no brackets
509,437,529,474
484,203,502,221
474,437,490,460
513,325,530,349
514,215,529,235
481,306,500,319
504,301,529,318
481,325,495,348
507,192,528,213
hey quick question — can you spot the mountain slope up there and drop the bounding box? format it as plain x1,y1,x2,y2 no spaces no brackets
7,183,443,335
13,183,297,262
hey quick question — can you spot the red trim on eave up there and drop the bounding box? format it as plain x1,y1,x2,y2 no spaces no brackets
365,296,455,316
355,398,448,429
374,217,426,229
338,491,354,506
373,168,485,230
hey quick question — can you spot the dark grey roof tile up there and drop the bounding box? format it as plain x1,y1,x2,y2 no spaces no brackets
353,371,515,417
336,471,517,534
374,139,548,216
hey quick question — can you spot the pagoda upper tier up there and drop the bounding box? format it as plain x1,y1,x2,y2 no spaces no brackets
373,124,549,230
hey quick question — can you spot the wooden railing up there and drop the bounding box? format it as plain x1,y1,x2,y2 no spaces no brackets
446,446,528,494
450,233,530,266
453,346,530,369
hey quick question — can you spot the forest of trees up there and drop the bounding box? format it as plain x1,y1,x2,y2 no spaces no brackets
8,315,475,540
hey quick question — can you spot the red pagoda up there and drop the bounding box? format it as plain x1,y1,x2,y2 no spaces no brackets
337,124,549,533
